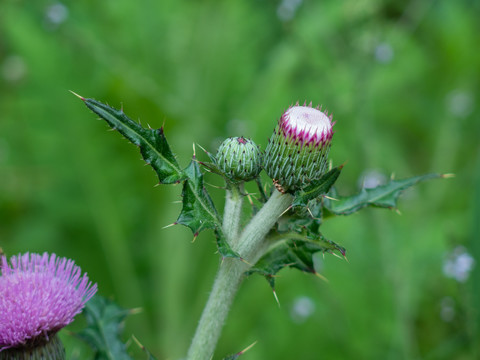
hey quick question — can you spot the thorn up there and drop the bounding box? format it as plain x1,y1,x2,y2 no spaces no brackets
273,290,281,307
131,335,144,350
240,257,253,266
197,143,210,155
330,251,345,260
442,173,455,178
391,172,395,180
129,307,143,315
154,183,161,187
162,223,176,229
69,90,85,101
171,200,182,204
395,208,402,215
192,232,199,242
193,143,196,157
205,182,226,190
314,272,329,282
279,205,292,218
323,195,338,201
343,255,350,263
237,341,258,355
306,207,314,218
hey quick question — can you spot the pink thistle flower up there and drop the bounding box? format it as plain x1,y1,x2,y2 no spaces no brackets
264,102,334,192
0,252,97,352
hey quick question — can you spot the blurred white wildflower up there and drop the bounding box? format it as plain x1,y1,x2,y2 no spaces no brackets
446,90,474,118
374,43,394,64
45,2,69,28
1,55,27,83
290,296,315,323
443,246,475,283
440,297,455,322
359,169,387,189
277,0,303,22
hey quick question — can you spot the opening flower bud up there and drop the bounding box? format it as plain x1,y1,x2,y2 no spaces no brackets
215,137,262,182
264,103,334,192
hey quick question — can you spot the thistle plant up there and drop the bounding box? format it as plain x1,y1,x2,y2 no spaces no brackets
72,94,447,360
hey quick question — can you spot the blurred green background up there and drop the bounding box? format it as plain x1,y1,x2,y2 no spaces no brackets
1,0,479,359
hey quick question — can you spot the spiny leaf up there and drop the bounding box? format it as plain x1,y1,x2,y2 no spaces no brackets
81,97,185,184
76,295,133,360
324,173,445,216
248,232,345,289
176,159,240,259
292,165,343,207
215,228,241,259
176,159,219,233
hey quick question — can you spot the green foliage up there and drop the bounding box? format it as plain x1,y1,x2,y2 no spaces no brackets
80,97,239,259
175,159,219,234
83,98,185,185
253,171,442,290
324,173,445,216
76,295,133,360
250,230,345,289
292,165,343,207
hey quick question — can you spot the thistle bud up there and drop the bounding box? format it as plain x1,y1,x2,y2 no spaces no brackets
264,103,334,192
215,137,262,182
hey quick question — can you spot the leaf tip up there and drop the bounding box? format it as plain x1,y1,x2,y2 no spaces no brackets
192,232,199,242
129,307,143,315
240,257,253,266
69,90,85,101
441,173,455,179
273,290,281,307
132,335,144,350
314,272,329,283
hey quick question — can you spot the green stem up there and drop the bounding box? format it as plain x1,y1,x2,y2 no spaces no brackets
187,189,293,360
222,183,244,246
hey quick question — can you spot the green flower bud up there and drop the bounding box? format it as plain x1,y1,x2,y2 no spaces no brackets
216,137,262,182
264,102,334,192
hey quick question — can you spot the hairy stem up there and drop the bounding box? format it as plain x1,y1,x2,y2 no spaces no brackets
187,189,293,360
222,183,244,246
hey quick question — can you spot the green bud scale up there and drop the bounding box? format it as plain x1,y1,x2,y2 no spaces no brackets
264,103,334,192
215,137,262,182
0,333,65,360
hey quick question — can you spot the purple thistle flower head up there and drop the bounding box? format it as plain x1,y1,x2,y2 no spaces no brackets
0,252,97,351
